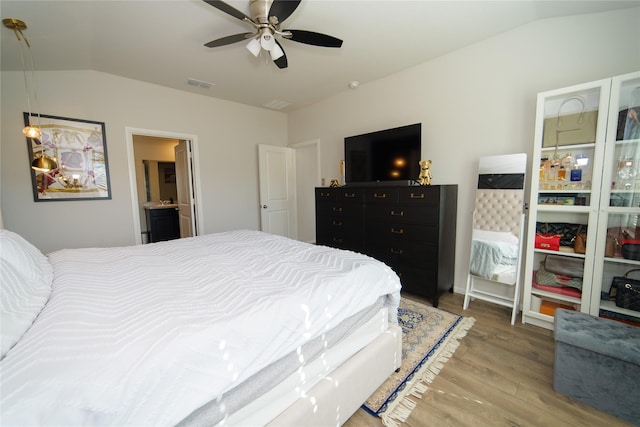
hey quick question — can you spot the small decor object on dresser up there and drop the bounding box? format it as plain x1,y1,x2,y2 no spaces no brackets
329,179,340,188
418,160,432,186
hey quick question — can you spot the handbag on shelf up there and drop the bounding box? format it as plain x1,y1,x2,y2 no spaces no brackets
535,222,587,249
544,254,584,279
610,269,640,311
535,260,583,290
542,96,598,147
535,234,560,251
605,235,617,257
621,239,640,261
573,225,587,254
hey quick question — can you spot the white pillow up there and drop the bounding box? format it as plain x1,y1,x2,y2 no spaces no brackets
0,229,53,359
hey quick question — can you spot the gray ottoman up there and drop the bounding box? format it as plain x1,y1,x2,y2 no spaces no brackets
553,309,640,425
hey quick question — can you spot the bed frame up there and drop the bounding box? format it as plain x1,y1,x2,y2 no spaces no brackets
268,324,402,426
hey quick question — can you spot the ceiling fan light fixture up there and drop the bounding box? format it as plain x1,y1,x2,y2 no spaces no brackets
259,31,276,51
246,37,261,57
270,43,284,61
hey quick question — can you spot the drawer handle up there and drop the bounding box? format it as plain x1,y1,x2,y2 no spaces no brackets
390,210,405,216
374,193,387,199
333,207,343,212
344,193,356,198
391,228,404,234
410,193,425,199
320,192,330,197
333,237,343,243
332,220,343,226
390,248,404,255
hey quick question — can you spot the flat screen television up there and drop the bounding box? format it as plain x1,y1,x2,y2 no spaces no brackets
344,123,421,186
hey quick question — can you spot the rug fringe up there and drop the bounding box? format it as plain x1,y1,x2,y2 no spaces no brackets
380,316,476,427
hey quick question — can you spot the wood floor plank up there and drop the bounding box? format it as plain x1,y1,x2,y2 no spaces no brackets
343,291,635,427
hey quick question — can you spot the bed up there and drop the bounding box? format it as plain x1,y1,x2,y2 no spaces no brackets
0,229,402,426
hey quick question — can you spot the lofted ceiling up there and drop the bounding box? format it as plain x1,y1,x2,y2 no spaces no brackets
2,0,638,112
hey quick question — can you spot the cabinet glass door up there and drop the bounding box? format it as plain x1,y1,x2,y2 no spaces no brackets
522,79,611,329
591,71,640,321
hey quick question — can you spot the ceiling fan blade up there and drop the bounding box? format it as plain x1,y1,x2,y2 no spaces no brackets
284,30,343,48
202,0,252,22
273,41,288,69
268,0,301,24
205,33,254,48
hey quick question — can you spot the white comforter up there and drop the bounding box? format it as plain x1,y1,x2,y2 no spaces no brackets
1,230,401,426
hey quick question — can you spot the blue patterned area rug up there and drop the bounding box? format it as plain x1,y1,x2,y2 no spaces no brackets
363,297,475,427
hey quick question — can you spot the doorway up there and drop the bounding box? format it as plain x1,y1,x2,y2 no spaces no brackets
125,128,202,245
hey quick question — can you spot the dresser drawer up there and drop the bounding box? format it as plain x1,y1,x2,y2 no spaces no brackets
316,203,365,218
367,239,437,268
315,188,337,200
365,188,398,204
397,187,439,205
365,221,438,243
317,215,364,233
336,188,365,202
366,205,439,224
394,265,438,297
316,231,364,252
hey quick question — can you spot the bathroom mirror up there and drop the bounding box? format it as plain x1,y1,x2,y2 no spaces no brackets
142,160,177,203
463,153,527,324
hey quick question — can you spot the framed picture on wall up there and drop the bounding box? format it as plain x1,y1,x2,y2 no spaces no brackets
24,113,112,202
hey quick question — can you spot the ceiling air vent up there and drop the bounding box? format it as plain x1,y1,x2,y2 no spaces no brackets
187,78,214,89
263,99,291,110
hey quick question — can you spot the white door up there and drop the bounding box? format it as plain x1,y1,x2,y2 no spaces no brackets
258,144,297,238
175,140,196,238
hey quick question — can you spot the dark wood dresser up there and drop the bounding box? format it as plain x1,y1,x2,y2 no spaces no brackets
315,185,457,306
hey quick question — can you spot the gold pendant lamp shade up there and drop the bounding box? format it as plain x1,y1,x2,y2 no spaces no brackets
4,18,56,171
31,155,58,173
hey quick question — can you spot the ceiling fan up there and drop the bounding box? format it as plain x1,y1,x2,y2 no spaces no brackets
202,0,343,69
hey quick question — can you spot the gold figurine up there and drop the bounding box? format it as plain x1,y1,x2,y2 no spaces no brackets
418,160,432,186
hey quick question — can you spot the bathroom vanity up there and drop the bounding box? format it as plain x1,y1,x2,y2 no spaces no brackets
145,204,180,243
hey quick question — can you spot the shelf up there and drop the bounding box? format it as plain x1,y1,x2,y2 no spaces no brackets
538,189,591,194
599,299,640,318
534,248,585,258
531,288,582,305
540,142,595,152
603,256,640,266
606,206,640,214
535,205,591,213
614,138,640,146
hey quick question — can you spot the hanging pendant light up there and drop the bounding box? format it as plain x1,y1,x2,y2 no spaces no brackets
4,18,57,172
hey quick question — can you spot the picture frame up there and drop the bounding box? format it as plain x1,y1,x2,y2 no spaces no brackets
24,113,112,202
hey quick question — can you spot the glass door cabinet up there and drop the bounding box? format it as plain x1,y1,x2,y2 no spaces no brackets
591,72,640,321
523,71,640,329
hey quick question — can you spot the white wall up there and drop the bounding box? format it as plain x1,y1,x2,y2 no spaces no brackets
288,8,640,294
1,70,287,253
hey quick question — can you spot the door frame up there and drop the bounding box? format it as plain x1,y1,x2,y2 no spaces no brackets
125,127,204,244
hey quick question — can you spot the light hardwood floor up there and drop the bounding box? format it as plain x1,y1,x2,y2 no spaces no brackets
344,291,635,427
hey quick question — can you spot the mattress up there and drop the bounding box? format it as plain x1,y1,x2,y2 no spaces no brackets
0,230,401,426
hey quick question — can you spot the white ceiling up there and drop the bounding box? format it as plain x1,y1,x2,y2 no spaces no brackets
2,0,638,112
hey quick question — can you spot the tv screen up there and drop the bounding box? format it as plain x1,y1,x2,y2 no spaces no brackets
344,123,421,185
